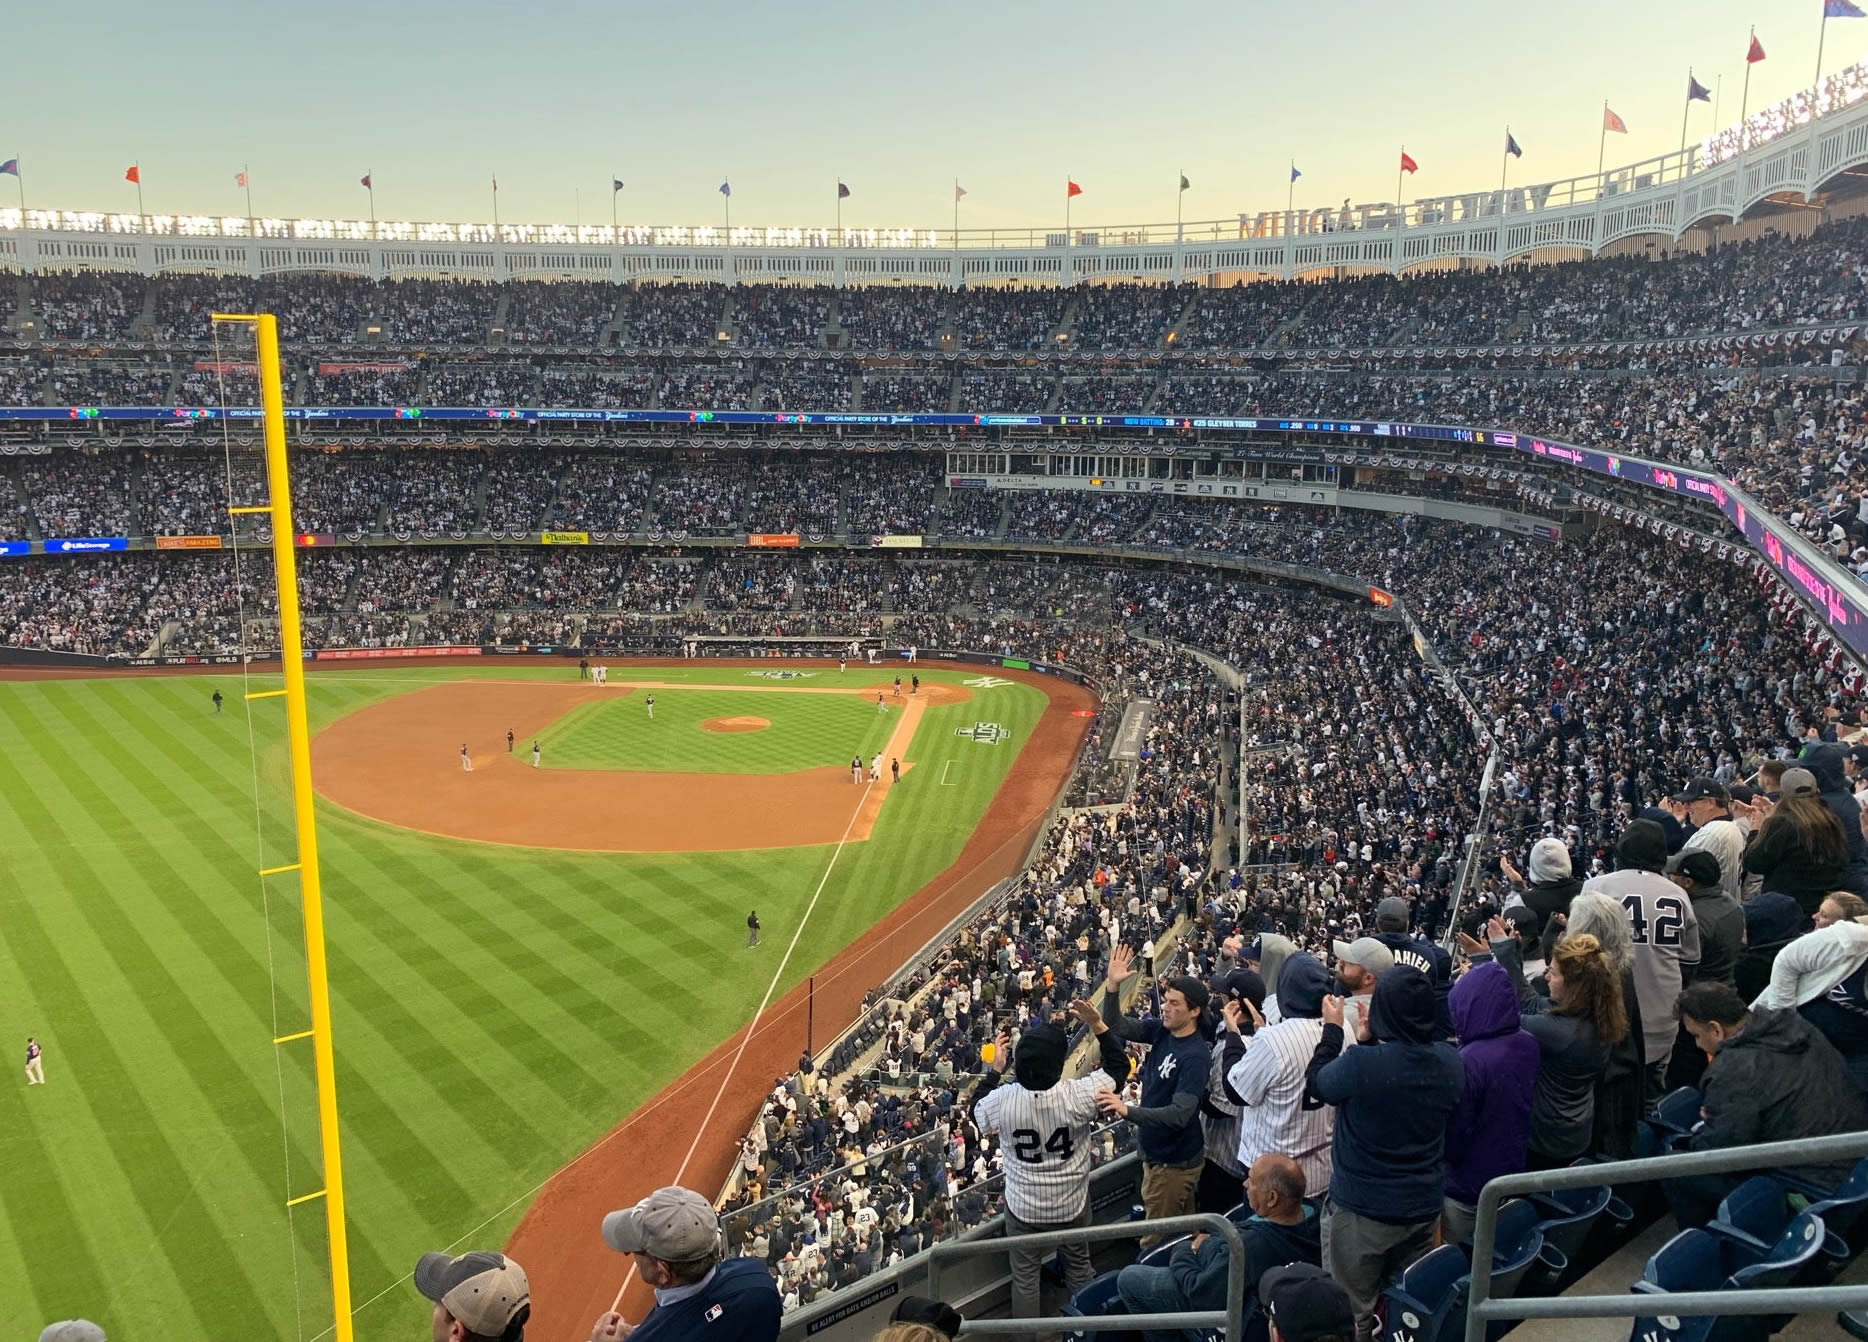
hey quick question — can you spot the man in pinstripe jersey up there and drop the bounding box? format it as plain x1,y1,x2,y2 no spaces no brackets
973,1001,1132,1341
1218,953,1337,1198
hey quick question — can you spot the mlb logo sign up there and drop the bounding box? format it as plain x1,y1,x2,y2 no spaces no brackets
956,722,1009,745
706,1304,724,1322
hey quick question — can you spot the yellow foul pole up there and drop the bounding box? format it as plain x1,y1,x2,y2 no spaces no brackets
223,310,356,1342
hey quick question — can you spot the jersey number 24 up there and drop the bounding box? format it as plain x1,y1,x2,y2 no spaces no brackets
1012,1127,1075,1163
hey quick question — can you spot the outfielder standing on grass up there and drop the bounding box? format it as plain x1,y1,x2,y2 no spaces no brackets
747,911,760,948
1094,944,1213,1233
973,1000,1131,1338
24,1036,44,1085
645,693,655,720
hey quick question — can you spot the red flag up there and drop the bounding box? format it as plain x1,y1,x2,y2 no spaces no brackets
360,173,372,189
1066,179,1082,198
124,164,139,184
234,171,248,188
1747,34,1766,63
1400,152,1419,174
1603,106,1628,134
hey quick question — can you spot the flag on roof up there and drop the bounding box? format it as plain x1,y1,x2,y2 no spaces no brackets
491,174,498,192
124,164,139,184
612,178,624,192
1505,131,1523,157
1179,174,1190,191
1603,106,1628,133
1400,151,1419,174
1289,164,1301,183
837,181,850,199
1688,73,1712,101
1066,179,1082,197
1747,34,1767,63
1827,0,1865,18
1,159,20,177
719,180,731,197
235,170,249,188
361,173,372,189
954,183,967,201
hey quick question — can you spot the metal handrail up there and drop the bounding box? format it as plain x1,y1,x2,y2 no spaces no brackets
1464,1131,1868,1342
927,1211,1247,1340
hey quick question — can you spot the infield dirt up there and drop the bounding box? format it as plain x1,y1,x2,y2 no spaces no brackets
504,663,1093,1339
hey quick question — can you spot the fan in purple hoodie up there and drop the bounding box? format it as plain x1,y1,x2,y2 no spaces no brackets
1442,961,1538,1244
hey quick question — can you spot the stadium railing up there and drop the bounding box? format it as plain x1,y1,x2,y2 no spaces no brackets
1463,1131,1868,1341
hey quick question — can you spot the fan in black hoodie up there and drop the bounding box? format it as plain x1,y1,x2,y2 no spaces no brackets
1305,966,1465,1342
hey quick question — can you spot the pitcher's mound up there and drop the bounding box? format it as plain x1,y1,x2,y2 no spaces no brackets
702,715,771,733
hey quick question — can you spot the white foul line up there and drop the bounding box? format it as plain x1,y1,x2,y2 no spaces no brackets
939,759,956,787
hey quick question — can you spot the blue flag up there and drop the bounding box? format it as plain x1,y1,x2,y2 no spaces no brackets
1505,131,1523,158
1826,0,1865,18
718,180,731,197
1687,74,1712,101
0,159,15,176
1289,164,1301,183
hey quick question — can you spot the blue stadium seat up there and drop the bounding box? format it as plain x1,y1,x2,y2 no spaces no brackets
1704,1177,1790,1255
1382,1243,1469,1342
1061,1270,1135,1342
1630,1229,1726,1342
1136,1233,1191,1268
1805,1158,1868,1243
1631,1213,1830,1342
1526,1175,1612,1288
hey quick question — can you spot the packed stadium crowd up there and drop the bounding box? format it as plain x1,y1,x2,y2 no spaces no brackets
21,215,1868,1342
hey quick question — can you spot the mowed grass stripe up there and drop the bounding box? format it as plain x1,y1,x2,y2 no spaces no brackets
0,668,1056,1340
0,695,278,1340
540,687,895,774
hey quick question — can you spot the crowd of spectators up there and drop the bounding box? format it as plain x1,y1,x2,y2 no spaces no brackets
734,288,831,348
742,458,841,534
502,281,617,346
546,456,654,534
373,278,497,345
660,359,755,410
859,372,950,413
757,361,851,412
652,460,747,533
423,364,535,406
951,288,1069,351
957,369,1053,413
626,283,729,347
840,288,948,351
842,456,936,537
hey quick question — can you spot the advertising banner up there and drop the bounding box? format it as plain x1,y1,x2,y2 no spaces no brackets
0,540,28,558
155,535,224,550
873,535,924,549
314,646,484,660
747,533,802,548
540,530,590,545
295,533,337,548
1368,587,1394,607
45,537,128,554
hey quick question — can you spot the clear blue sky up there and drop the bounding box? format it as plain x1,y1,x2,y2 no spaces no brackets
7,0,1862,232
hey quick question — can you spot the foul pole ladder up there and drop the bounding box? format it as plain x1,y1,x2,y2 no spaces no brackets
214,310,356,1342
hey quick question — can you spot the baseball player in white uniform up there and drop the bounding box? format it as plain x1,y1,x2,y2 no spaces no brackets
460,745,473,773
973,1000,1132,1339
870,752,882,782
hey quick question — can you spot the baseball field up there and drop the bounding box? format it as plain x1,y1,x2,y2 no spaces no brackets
0,659,1090,1342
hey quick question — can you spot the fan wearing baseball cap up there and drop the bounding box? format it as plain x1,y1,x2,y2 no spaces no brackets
412,1250,530,1342
590,1185,780,1342
1259,1264,1353,1342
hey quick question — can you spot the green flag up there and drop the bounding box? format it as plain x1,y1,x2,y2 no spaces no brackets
1179,174,1190,191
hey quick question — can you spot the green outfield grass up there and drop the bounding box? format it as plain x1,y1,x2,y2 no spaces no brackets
538,685,897,774
0,663,1043,1342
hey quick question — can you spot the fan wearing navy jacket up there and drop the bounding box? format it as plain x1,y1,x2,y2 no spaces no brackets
590,1185,780,1342
1305,966,1465,1342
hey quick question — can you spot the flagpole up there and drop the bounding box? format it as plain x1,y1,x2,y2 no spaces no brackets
1065,176,1071,246
134,164,146,230
1287,160,1295,218
492,173,499,230
953,179,959,253
1397,148,1405,214
1817,12,1830,95
1714,74,1723,128
1500,132,1510,192
13,159,23,218
1741,26,1756,149
1597,102,1612,180
612,177,619,233
243,164,254,233
1680,82,1693,156
1176,168,1183,244
367,174,376,238
836,180,842,244
724,179,730,235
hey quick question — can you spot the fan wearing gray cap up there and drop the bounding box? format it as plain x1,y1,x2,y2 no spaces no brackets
39,1325,106,1342
1368,897,1453,1040
1324,938,1389,1045
591,1185,779,1342
970,1000,1131,1336
413,1250,530,1342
